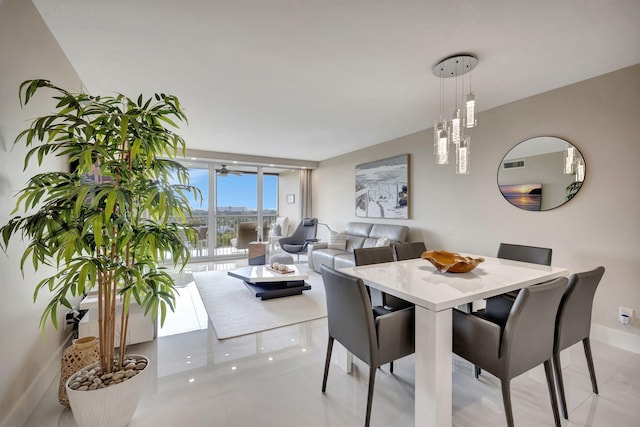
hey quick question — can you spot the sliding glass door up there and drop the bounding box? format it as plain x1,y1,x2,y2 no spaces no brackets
177,162,279,259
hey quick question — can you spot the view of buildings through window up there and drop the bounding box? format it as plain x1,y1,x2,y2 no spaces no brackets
177,164,278,257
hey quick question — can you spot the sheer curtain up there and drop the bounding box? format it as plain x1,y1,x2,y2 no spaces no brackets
299,169,312,219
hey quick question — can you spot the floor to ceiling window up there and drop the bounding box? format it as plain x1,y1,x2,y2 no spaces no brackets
176,161,280,259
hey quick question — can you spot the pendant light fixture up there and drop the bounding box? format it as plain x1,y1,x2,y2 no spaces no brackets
464,65,476,128
434,65,450,164
564,144,585,182
432,54,478,174
575,157,585,182
457,135,471,175
564,145,576,174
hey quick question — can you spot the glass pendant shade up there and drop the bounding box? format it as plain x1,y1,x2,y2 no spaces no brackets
434,121,449,165
575,156,585,182
464,92,476,128
456,135,470,174
564,146,576,174
450,109,461,145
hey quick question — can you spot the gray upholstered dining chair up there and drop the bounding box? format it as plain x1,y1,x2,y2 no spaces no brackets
453,277,567,427
553,266,605,419
353,246,412,374
353,245,396,267
354,247,414,320
483,243,553,322
320,265,415,427
393,241,427,261
497,242,553,265
473,243,554,378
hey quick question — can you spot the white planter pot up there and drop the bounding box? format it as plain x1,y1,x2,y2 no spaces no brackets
66,354,149,427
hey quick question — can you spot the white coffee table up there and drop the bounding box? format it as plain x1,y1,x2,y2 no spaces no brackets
227,265,310,300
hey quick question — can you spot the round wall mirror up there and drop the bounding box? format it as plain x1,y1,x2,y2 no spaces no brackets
497,136,586,211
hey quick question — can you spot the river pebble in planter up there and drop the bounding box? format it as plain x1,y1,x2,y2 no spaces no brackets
68,356,147,391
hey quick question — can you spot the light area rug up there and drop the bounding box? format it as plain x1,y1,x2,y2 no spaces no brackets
193,270,327,339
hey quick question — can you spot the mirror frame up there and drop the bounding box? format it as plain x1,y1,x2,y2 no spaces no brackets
497,136,586,211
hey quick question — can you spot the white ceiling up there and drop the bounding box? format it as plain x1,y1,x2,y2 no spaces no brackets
32,0,640,163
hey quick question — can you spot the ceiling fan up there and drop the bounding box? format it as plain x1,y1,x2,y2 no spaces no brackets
217,164,243,177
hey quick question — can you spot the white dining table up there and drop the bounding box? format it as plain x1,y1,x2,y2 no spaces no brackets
339,254,569,427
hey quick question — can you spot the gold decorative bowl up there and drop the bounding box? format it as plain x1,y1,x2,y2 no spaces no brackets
421,250,485,273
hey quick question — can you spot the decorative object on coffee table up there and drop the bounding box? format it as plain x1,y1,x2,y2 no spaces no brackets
269,253,294,265
421,250,485,273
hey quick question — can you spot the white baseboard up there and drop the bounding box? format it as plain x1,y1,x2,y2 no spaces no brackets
0,333,72,427
591,323,640,354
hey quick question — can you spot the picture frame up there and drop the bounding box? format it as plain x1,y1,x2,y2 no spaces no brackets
499,183,542,211
355,154,409,219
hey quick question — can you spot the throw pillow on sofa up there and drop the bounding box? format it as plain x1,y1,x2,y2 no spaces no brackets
375,236,390,247
270,224,282,237
328,231,347,250
274,217,289,236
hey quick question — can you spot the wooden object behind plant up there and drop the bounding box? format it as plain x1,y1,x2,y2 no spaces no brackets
0,80,200,373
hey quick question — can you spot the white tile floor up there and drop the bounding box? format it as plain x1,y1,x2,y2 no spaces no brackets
24,262,640,427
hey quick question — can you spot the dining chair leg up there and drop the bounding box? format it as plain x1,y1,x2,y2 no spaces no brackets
365,366,376,427
500,379,515,427
544,359,562,427
552,351,568,419
322,337,334,392
583,337,599,394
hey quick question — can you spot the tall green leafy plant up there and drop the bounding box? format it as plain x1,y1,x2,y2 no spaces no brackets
1,80,200,373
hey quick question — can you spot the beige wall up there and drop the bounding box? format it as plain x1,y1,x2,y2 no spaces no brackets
313,64,640,344
0,1,83,425
277,169,301,234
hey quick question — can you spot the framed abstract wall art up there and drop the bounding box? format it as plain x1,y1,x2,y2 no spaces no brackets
355,154,409,219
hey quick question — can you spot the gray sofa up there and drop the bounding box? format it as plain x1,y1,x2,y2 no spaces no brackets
308,222,409,273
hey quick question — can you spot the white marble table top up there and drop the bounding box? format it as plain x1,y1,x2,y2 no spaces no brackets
339,254,569,312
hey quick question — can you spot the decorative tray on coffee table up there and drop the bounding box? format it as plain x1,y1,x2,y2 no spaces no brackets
265,265,295,274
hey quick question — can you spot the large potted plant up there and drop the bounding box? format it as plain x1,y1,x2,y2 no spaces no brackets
0,79,199,426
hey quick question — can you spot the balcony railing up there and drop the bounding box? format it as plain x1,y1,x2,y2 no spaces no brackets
170,213,278,259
